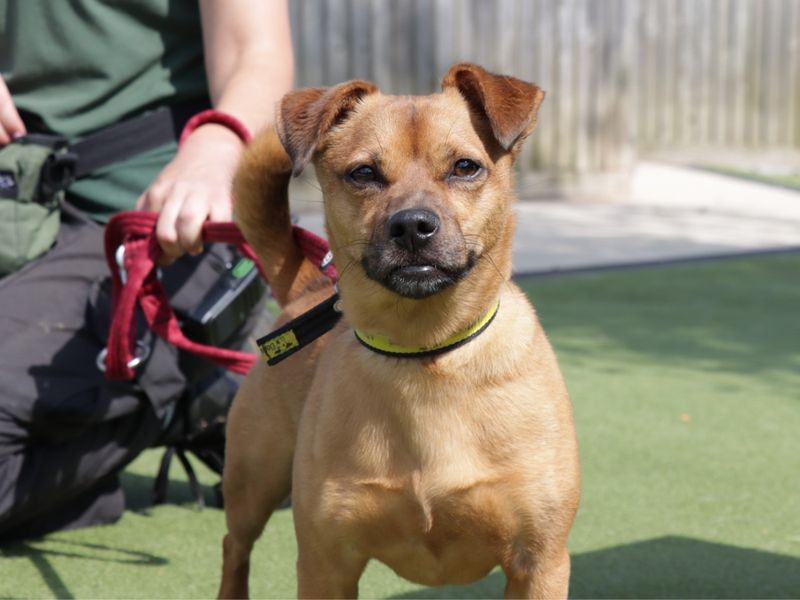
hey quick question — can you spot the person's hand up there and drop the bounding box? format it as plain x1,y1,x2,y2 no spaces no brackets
135,124,244,264
0,76,26,145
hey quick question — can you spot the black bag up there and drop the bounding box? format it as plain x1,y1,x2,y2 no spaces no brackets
94,218,268,508
0,203,265,540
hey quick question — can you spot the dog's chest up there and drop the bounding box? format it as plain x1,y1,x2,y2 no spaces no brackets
322,464,510,586
317,399,523,586
309,346,544,583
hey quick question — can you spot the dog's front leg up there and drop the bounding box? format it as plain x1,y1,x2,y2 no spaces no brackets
293,495,367,599
295,534,368,599
503,547,571,599
218,360,305,599
218,439,293,600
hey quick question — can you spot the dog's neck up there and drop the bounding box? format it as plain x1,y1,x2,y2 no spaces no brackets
353,299,499,359
334,210,515,350
338,260,508,350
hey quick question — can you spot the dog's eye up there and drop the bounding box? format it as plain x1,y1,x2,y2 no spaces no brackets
348,165,378,185
451,159,482,179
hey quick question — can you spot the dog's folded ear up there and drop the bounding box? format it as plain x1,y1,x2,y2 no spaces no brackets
276,81,379,176
441,63,545,154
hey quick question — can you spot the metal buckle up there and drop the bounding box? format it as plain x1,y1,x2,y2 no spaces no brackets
116,243,162,284
115,244,128,284
38,150,78,198
320,250,334,270
96,340,151,373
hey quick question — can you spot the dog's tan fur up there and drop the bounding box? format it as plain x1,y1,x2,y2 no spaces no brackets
218,64,580,599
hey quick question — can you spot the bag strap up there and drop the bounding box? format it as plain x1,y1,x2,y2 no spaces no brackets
70,101,209,178
102,211,337,380
71,109,174,177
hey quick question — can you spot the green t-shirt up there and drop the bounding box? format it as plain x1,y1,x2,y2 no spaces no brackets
0,0,209,220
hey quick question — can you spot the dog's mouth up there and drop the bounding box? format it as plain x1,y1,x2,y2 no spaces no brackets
362,252,477,299
357,206,479,299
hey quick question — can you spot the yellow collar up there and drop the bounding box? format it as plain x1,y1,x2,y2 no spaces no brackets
354,300,500,358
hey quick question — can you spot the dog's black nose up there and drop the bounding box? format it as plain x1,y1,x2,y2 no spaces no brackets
387,209,440,252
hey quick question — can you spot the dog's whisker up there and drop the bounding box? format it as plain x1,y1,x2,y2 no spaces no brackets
372,128,385,156
340,238,370,251
443,117,458,148
336,258,361,281
297,178,323,193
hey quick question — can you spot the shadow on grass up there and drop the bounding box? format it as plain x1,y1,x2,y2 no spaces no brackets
0,470,213,599
392,536,800,599
570,536,800,598
0,539,167,599
119,471,220,512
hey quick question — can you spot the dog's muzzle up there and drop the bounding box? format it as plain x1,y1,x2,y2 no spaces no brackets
362,208,476,299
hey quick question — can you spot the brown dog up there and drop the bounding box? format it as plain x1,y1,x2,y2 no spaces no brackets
218,64,580,599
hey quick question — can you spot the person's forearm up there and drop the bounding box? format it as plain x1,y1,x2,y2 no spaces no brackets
199,0,295,139
136,0,295,261
209,50,294,138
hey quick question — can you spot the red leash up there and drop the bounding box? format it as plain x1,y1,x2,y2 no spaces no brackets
101,109,336,380
102,212,336,380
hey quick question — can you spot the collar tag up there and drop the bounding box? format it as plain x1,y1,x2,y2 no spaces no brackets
257,293,342,366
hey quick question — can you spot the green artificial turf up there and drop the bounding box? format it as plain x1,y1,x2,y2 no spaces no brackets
2,254,799,599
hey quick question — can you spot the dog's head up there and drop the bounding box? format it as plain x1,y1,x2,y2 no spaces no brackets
276,64,544,340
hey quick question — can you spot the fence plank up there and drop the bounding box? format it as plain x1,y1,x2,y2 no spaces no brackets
286,0,799,179
792,0,800,148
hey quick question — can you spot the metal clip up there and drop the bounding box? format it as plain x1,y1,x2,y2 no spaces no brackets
115,244,127,284
96,340,152,373
320,250,334,270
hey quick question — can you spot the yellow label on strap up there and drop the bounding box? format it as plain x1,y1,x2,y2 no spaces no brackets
259,330,300,360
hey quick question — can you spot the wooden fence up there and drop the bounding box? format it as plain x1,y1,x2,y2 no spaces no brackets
289,0,800,183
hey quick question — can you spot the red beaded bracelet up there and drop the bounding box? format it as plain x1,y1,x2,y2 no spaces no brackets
179,109,253,146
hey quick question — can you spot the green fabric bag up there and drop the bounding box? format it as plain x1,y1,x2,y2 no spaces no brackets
0,135,75,276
